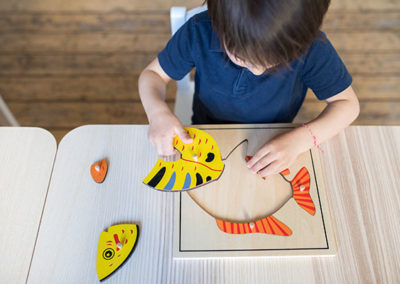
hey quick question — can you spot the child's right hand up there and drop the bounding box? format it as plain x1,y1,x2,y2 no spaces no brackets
148,110,193,156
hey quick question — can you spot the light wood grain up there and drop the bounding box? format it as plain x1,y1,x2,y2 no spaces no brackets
305,76,400,100
0,32,398,53
0,127,57,283
294,101,400,125
0,0,398,11
0,75,177,102
312,126,400,283
0,12,171,34
0,0,202,12
27,125,400,283
0,11,398,34
0,53,155,76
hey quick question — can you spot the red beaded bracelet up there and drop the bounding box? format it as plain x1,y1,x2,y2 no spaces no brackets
302,123,324,153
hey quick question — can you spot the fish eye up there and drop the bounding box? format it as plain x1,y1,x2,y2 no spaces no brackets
205,153,215,163
103,248,115,260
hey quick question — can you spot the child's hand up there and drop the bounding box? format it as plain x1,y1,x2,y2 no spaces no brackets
148,110,193,156
246,129,309,177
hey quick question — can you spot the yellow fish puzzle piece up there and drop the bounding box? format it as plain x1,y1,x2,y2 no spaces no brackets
143,127,225,191
96,224,139,281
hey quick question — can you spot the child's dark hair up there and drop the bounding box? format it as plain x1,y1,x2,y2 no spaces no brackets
207,0,330,70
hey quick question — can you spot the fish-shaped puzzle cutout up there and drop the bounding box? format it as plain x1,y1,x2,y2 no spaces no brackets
96,224,139,281
143,127,225,191
188,141,316,237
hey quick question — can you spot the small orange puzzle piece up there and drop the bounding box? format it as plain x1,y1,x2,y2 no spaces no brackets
91,159,108,183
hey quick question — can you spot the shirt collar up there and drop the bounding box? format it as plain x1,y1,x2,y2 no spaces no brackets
209,30,224,52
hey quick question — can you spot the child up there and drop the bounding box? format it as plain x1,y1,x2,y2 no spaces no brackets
138,0,359,177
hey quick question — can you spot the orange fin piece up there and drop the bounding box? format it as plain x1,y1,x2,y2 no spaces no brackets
291,167,315,215
280,168,290,175
216,215,292,236
91,159,108,183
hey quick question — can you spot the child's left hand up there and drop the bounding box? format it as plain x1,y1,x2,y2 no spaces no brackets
246,128,310,177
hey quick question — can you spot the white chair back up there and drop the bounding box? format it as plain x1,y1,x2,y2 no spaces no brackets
0,96,19,126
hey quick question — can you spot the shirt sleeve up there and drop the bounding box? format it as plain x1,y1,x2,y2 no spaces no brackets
301,32,352,100
157,18,196,81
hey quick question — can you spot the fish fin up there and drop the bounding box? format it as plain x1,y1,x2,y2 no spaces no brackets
216,215,292,236
280,168,290,175
291,167,315,215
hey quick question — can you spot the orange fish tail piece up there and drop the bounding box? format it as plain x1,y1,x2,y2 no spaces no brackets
216,216,292,236
291,167,315,215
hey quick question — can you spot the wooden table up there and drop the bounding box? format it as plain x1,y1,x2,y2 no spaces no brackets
24,125,399,283
0,127,57,283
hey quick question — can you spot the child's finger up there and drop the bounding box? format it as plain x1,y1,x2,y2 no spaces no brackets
249,153,275,174
176,127,193,144
157,139,176,156
246,145,271,168
257,161,281,178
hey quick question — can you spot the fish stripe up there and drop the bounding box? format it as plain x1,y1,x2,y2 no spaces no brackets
297,202,315,210
293,192,311,196
266,218,275,235
216,219,223,232
163,172,176,190
295,198,314,203
262,218,272,234
182,173,191,189
259,220,266,233
302,176,311,182
195,173,203,186
298,176,311,183
269,217,284,235
180,158,223,172
247,223,251,233
294,168,308,180
228,222,233,234
147,167,166,188
270,216,289,236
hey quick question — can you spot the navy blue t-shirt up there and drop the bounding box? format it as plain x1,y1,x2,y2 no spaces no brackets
158,11,352,124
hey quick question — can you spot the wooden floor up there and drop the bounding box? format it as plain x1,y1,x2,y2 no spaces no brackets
0,0,399,142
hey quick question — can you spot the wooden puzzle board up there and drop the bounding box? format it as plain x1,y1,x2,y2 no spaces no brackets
174,125,336,258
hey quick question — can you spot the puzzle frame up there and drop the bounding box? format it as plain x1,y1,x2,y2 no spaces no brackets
173,125,336,258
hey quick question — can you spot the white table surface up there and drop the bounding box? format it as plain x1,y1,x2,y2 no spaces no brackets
26,125,400,283
0,127,57,283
